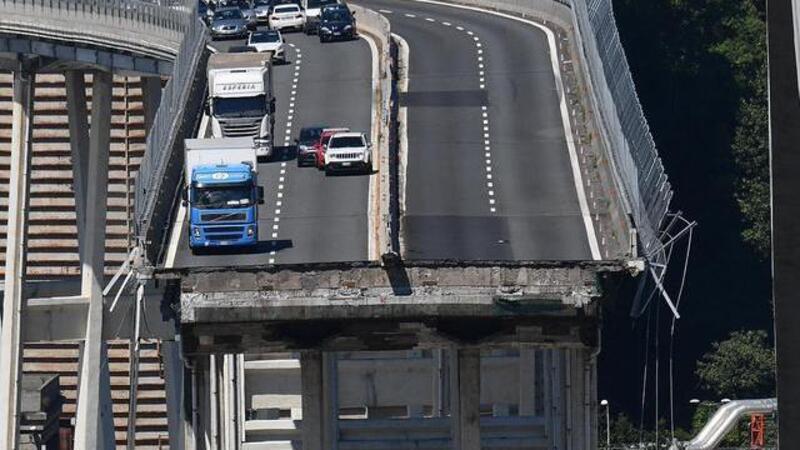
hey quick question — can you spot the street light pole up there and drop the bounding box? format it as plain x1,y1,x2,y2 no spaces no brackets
601,399,610,449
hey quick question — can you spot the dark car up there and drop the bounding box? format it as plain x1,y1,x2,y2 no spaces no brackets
303,0,339,34
210,7,249,39
318,4,355,42
296,126,326,167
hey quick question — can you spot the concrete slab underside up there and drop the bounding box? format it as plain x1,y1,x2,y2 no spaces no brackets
176,264,615,354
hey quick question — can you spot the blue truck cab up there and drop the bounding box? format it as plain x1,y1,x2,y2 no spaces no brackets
184,137,263,253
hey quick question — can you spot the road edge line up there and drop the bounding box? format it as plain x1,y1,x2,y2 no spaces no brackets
361,31,381,262
405,0,603,260
164,113,210,269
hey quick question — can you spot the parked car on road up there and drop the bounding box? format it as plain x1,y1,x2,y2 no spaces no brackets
318,4,356,42
296,126,326,167
324,131,371,175
210,7,250,39
314,127,350,169
248,30,286,63
268,3,306,31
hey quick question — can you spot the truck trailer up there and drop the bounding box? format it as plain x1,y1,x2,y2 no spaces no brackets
207,52,276,159
184,137,264,252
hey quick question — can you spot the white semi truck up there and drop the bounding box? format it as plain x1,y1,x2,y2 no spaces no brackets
183,137,264,252
207,52,276,159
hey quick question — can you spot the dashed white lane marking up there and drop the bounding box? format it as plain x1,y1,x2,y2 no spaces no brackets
270,46,302,264
403,12,496,213
378,8,393,13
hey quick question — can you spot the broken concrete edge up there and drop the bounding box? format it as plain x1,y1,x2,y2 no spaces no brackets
156,257,644,279
391,32,410,258
351,4,395,262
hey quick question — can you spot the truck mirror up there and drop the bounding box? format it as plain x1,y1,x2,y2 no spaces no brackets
257,186,265,204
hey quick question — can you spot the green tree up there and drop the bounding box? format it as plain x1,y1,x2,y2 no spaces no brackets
695,329,775,399
692,329,776,447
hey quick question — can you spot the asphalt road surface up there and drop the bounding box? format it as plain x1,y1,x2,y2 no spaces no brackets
360,0,594,261
170,27,373,268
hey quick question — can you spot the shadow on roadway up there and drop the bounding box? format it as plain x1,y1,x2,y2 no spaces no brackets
191,239,293,256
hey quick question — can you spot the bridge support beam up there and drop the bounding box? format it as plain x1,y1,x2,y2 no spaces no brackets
451,348,480,450
142,76,162,133
0,67,34,450
64,70,90,261
301,351,339,450
73,70,115,450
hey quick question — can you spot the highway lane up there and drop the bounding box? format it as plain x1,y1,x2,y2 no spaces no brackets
361,0,595,261
170,29,373,268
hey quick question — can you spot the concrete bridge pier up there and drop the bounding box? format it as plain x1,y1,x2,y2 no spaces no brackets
0,64,34,450
70,69,116,450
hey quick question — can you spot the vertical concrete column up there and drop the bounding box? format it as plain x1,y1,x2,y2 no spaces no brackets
551,349,565,450
141,76,163,134
162,340,187,450
64,70,89,259
450,348,480,450
432,348,445,417
542,349,553,445
0,67,33,450
322,352,339,450
518,347,536,416
73,70,115,450
301,350,324,450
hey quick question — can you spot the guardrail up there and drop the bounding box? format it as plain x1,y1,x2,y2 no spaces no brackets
134,15,209,267
436,0,673,262
0,0,191,60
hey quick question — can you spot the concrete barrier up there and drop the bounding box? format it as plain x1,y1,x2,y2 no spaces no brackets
350,4,396,262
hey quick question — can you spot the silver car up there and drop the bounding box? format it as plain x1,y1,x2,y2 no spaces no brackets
210,7,249,39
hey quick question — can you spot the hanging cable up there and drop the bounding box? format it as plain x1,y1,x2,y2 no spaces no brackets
668,225,694,441
639,306,653,445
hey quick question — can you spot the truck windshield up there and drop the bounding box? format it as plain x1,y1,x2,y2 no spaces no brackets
213,95,267,118
194,185,253,209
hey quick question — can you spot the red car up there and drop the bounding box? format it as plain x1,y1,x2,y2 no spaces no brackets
314,127,350,169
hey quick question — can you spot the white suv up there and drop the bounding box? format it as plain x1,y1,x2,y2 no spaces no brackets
268,4,306,31
324,132,372,175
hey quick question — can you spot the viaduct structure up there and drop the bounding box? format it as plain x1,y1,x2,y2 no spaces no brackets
0,0,676,448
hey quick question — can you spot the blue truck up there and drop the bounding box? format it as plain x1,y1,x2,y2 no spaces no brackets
184,137,264,253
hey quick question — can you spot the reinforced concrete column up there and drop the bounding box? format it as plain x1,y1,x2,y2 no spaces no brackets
73,70,115,450
301,350,324,450
322,352,339,449
0,67,34,450
519,347,536,416
64,70,89,259
141,76,162,133
162,340,187,450
450,348,480,450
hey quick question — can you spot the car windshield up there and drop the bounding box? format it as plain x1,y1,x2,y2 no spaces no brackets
194,184,253,209
213,95,266,118
329,136,364,148
322,9,350,21
308,0,336,8
251,31,280,43
274,5,298,13
299,127,323,143
254,0,270,4
215,8,243,19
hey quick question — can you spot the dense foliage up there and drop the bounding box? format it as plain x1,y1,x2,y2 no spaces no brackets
695,329,775,399
666,0,769,256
